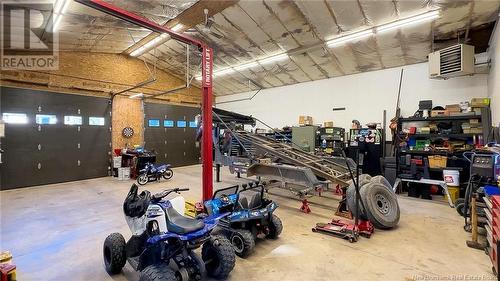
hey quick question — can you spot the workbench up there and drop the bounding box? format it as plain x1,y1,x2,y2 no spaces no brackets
393,177,454,207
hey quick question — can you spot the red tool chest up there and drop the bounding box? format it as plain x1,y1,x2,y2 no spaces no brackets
486,196,500,275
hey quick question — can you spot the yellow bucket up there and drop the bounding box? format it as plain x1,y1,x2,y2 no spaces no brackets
445,187,460,204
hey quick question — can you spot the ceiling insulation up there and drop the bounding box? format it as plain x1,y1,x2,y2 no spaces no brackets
30,0,500,95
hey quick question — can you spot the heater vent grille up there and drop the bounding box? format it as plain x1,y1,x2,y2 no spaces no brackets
429,44,475,79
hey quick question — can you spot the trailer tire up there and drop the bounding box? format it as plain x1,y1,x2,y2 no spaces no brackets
370,175,392,190
362,182,400,229
346,174,372,219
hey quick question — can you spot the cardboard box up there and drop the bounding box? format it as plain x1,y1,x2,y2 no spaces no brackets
431,110,448,117
299,115,313,125
324,121,334,127
445,104,461,112
471,98,490,108
113,156,122,168
118,167,130,180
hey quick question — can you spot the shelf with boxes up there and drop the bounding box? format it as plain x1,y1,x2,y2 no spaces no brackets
394,99,492,203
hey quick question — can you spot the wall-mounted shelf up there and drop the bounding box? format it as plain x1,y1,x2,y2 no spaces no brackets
400,133,481,138
400,114,481,122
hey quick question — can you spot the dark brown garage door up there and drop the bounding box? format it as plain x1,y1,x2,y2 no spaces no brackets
0,87,111,190
143,102,200,167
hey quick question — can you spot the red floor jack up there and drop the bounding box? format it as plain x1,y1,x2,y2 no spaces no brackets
312,151,374,242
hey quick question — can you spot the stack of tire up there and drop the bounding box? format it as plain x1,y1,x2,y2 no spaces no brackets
346,174,400,229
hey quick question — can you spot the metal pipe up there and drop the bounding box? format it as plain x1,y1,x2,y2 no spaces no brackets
216,89,261,105
146,85,188,98
112,77,156,97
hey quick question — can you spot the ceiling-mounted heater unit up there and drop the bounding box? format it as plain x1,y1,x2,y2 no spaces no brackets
429,44,475,79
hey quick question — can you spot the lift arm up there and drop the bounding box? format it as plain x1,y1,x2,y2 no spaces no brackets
75,0,214,201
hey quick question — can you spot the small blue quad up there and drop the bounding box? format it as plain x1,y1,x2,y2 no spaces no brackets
202,181,283,257
102,184,236,281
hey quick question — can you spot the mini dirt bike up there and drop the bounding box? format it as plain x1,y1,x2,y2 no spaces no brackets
202,181,283,257
103,184,236,281
137,162,173,185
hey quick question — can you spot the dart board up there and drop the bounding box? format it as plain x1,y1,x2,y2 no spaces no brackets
122,127,134,138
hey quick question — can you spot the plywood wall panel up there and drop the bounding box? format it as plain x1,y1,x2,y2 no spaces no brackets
112,96,144,149
0,51,202,104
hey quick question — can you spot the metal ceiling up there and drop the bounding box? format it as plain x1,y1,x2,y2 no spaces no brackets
59,1,500,96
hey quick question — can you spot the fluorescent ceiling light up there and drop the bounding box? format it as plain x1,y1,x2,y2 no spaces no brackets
376,10,440,33
52,0,70,32
326,29,373,47
129,93,144,99
258,53,288,65
195,67,235,80
130,33,169,57
54,0,70,14
171,23,183,32
193,52,289,80
59,0,71,14
52,14,64,31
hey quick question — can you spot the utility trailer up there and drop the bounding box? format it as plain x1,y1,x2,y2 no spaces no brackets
211,109,355,197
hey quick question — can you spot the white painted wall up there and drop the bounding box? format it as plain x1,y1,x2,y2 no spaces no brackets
216,62,488,134
488,18,500,127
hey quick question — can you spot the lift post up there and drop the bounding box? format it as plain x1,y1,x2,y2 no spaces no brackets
75,0,214,201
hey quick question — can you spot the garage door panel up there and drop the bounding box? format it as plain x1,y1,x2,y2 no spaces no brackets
0,87,111,190
144,102,200,167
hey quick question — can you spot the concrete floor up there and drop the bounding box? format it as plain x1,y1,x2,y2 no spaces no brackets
0,164,494,281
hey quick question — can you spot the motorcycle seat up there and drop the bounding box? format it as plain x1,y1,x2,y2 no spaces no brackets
165,206,205,234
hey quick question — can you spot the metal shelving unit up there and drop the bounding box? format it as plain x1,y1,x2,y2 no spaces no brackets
394,107,492,199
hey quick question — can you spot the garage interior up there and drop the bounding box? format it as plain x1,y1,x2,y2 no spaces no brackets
1,0,500,281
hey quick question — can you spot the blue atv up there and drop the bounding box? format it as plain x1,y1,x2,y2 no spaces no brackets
202,181,283,257
103,184,236,281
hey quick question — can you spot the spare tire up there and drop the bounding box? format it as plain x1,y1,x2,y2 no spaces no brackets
361,182,400,229
370,175,392,190
346,174,372,219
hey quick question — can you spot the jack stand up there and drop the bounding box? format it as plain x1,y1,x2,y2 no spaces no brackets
300,199,311,213
356,220,375,238
334,184,343,196
335,197,353,219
